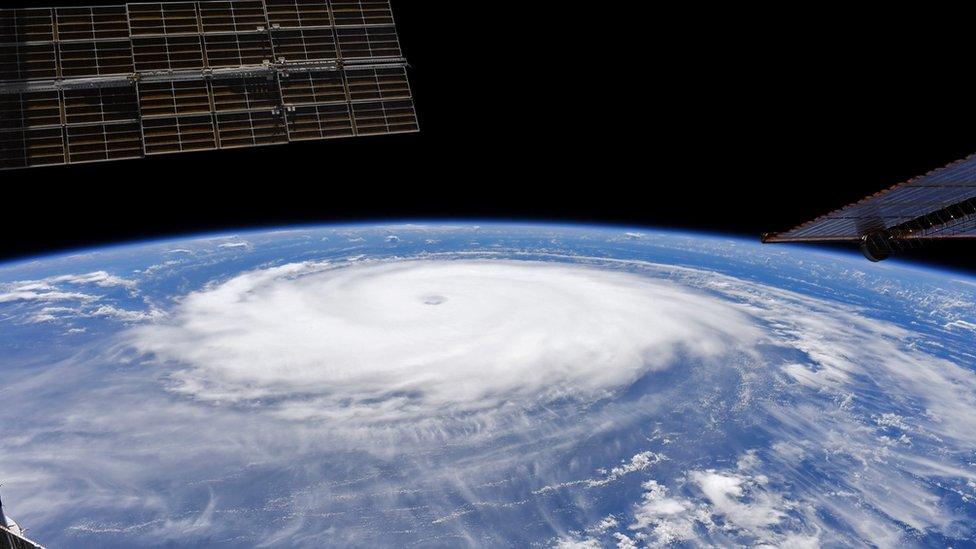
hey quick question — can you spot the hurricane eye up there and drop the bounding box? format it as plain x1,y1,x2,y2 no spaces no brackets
422,294,447,305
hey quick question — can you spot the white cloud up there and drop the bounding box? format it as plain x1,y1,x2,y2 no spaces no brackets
536,452,666,494
875,413,910,431
593,516,618,533
127,260,760,423
629,480,703,545
88,305,163,323
624,463,811,547
612,532,638,549
48,271,136,289
691,470,785,530
4,248,975,547
945,319,976,333
554,536,601,549
593,452,665,487
0,271,135,304
0,287,97,304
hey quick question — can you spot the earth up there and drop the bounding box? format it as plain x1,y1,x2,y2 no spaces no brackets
1,223,975,548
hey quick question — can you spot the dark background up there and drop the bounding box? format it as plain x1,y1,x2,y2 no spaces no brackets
3,3,975,272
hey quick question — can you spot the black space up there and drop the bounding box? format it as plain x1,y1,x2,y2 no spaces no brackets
3,4,975,273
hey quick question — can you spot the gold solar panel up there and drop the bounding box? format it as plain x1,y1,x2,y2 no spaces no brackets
0,0,416,170
764,155,976,243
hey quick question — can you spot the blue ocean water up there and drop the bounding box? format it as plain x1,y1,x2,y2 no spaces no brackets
0,224,973,548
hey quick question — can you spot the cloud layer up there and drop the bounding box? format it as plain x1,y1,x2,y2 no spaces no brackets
128,260,759,423
2,226,975,548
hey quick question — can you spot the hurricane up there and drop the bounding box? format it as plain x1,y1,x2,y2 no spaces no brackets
129,260,759,424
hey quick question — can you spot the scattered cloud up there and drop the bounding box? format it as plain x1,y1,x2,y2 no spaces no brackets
629,479,703,545
536,452,666,494
48,271,136,289
945,319,976,333
0,288,97,304
554,536,601,549
0,271,135,304
88,305,163,323
691,470,785,530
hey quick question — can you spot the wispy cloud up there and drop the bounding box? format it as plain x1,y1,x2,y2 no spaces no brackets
217,242,251,250
0,271,136,303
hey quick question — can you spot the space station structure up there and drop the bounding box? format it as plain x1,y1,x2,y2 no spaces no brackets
0,0,417,170
0,493,45,549
763,152,976,261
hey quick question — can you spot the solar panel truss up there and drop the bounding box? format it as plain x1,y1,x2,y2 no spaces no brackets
0,0,417,170
763,153,976,260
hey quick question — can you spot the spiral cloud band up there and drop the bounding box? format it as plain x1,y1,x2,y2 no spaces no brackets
130,260,760,421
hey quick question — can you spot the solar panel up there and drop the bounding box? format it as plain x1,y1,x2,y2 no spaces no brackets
142,113,217,154
127,2,200,37
0,91,61,130
351,98,415,135
266,0,332,28
0,0,416,170
55,6,130,41
0,9,58,81
211,76,281,112
0,8,55,43
336,25,400,58
286,103,352,140
203,32,273,67
63,87,139,124
279,69,344,104
132,35,205,71
0,127,65,169
66,121,143,163
0,90,64,169
763,153,976,259
59,39,134,77
138,80,211,117
345,66,409,101
198,0,267,34
331,0,394,26
271,28,337,60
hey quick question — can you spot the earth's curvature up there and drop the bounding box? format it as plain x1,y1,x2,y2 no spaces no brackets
1,223,975,548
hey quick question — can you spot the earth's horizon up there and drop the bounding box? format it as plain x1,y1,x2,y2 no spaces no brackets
1,223,974,548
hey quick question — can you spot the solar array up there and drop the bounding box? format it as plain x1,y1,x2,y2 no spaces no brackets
763,153,976,247
0,0,417,170
1,523,44,549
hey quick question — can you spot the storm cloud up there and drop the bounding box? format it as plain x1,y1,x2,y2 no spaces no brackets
128,260,760,424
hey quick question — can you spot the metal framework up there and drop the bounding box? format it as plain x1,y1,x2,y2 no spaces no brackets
1,493,44,549
0,525,44,549
763,153,976,261
0,0,418,170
